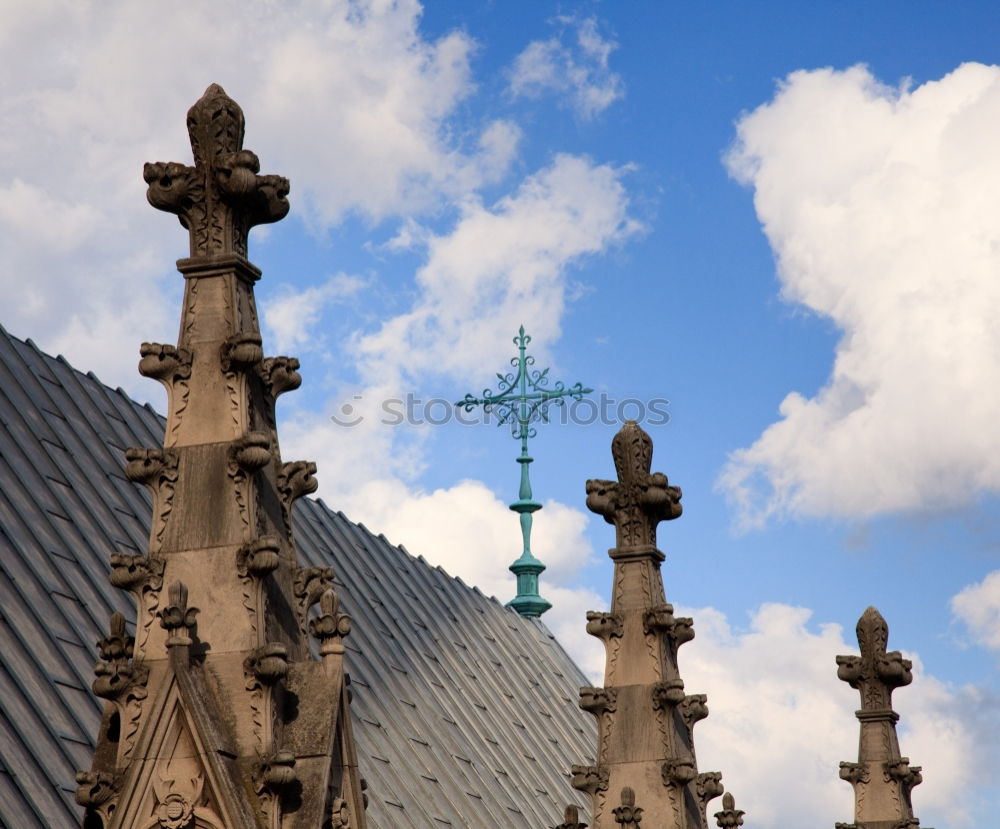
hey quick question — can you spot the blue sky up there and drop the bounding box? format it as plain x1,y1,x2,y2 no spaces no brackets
5,0,1000,824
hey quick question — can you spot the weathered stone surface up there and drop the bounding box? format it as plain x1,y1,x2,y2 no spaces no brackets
76,85,366,829
569,421,728,829
836,607,925,828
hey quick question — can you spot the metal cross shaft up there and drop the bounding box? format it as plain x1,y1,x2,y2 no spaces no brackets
456,326,592,617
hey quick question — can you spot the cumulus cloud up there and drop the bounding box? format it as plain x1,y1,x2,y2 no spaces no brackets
271,148,641,637
262,272,365,354
952,569,1000,650
348,476,607,683
280,407,605,663
0,0,516,391
509,16,624,119
5,0,634,662
336,477,594,595
682,603,985,827
356,153,642,387
718,62,1000,527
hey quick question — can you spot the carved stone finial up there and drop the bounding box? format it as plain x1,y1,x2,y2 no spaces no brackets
80,85,369,829
837,605,912,716
93,612,145,701
310,587,353,660
143,84,289,261
586,421,681,552
612,787,643,827
555,803,588,829
570,417,728,829
158,581,199,647
714,792,745,828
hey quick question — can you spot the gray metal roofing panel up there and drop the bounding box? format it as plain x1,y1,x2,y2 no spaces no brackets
0,325,595,828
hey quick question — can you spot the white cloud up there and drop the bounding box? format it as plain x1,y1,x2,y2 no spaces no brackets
681,603,984,827
952,569,1000,650
336,477,594,596
0,0,517,391
356,153,642,388
252,10,519,225
352,477,607,682
509,16,624,119
280,408,605,663
542,583,607,682
718,63,1000,527
3,1,636,679
272,137,635,631
273,148,639,662
262,272,365,354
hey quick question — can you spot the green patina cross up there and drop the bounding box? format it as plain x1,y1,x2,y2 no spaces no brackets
457,326,592,617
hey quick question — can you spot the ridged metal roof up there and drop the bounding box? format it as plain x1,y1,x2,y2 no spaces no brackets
0,326,595,828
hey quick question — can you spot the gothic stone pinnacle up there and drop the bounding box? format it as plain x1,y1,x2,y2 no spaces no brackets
77,86,367,829
836,607,923,827
571,420,726,829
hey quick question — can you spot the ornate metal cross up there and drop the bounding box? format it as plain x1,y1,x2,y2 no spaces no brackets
457,326,591,617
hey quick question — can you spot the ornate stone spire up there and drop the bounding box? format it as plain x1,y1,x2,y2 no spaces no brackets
835,607,924,829
561,421,732,828
76,85,367,829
